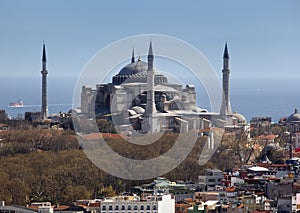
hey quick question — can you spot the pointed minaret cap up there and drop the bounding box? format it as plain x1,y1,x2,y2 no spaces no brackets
223,42,229,59
42,41,47,62
148,41,153,56
131,47,135,63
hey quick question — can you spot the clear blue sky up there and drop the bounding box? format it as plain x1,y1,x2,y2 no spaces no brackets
0,0,299,79
0,0,299,118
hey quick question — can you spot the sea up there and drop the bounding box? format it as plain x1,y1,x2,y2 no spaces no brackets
0,76,299,123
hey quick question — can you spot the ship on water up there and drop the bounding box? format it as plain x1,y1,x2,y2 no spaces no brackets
9,99,24,107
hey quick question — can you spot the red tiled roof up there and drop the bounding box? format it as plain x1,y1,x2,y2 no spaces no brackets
256,191,265,195
184,198,193,203
27,206,39,210
293,182,300,190
196,127,224,133
175,203,191,208
83,133,101,141
54,205,70,210
83,133,126,141
226,187,236,192
254,134,278,141
101,133,124,138
89,202,101,207
237,204,244,208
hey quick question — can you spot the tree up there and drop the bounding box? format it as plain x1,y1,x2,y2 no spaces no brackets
9,178,31,206
0,171,11,204
216,127,254,167
62,185,90,205
100,185,116,197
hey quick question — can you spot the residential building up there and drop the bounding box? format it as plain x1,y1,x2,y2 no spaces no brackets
100,194,175,213
198,168,223,191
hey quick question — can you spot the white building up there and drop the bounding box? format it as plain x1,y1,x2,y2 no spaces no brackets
38,206,54,213
100,194,174,213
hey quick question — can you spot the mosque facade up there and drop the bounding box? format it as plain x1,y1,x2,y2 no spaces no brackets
80,42,246,133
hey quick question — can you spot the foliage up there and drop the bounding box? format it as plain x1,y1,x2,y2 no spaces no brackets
213,128,253,169
0,128,266,205
0,129,79,156
96,119,117,133
0,130,211,205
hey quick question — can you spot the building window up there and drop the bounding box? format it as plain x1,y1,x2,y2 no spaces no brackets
134,205,138,210
153,205,157,210
146,205,151,210
128,205,132,210
121,205,125,210
115,205,119,210
140,205,144,210
102,205,106,210
109,205,113,210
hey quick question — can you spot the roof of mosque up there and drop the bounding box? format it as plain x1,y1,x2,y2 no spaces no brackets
287,109,300,122
118,59,148,75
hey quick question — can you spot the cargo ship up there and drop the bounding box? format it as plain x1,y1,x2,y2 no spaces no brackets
9,99,24,107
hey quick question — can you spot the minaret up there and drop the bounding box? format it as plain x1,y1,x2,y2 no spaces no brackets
144,41,156,116
131,47,135,63
220,42,232,118
142,42,160,133
41,42,49,120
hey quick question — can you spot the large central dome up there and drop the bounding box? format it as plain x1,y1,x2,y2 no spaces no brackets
118,59,148,75
112,57,168,85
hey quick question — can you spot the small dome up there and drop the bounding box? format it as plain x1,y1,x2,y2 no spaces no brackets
287,109,300,122
232,111,247,124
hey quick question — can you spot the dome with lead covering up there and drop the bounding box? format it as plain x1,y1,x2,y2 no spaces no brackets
118,59,148,75
287,109,300,122
112,58,168,85
232,111,247,124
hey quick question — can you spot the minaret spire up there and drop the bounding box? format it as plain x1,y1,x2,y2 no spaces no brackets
131,47,135,63
42,42,47,70
142,41,160,133
41,42,49,120
223,42,229,59
148,41,153,71
220,42,232,118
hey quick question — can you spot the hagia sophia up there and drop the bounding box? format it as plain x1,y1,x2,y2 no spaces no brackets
80,42,247,134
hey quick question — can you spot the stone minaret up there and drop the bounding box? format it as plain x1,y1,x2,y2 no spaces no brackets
41,42,49,120
142,42,160,133
220,43,232,118
131,47,135,63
